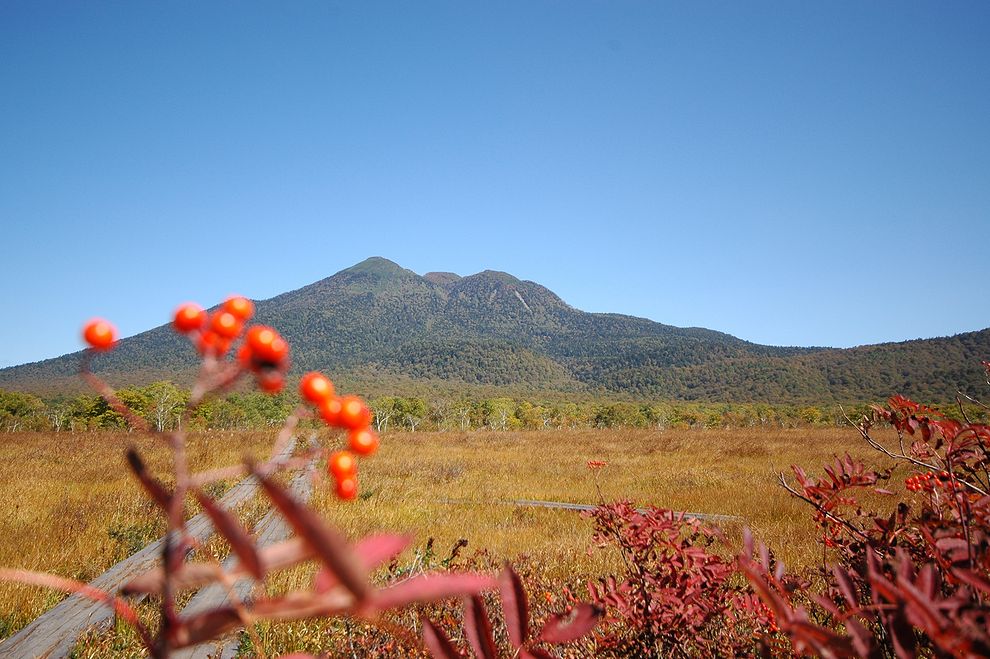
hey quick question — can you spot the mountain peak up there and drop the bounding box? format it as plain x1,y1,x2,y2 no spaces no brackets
469,270,520,284
338,257,418,279
423,271,462,286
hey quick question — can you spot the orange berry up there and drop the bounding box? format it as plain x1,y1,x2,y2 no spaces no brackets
210,311,242,339
328,450,358,479
319,396,343,426
82,318,116,351
348,428,379,456
300,372,334,405
172,302,206,333
223,295,255,321
245,325,289,364
335,475,358,501
338,395,372,430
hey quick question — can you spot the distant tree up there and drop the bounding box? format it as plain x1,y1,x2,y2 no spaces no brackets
643,403,673,430
704,406,726,430
396,397,428,431
45,396,72,432
484,397,518,431
140,381,186,432
595,402,646,428
453,399,473,430
0,389,45,431
798,405,824,426
370,396,398,433
238,391,292,427
515,401,541,430
429,397,453,431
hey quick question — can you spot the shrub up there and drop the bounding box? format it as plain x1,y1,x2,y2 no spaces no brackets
584,502,776,656
743,363,990,657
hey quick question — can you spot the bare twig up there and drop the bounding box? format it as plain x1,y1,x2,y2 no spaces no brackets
776,473,876,549
958,390,990,412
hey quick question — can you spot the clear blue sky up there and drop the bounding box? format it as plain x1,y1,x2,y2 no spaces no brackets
2,2,988,369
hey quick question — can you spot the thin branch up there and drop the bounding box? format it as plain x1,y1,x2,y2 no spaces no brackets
956,395,974,425
841,406,989,498
777,473,877,549
958,390,990,412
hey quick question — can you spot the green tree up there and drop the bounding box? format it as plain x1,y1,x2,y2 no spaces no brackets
370,396,400,433
483,397,518,431
139,381,187,431
0,389,45,431
395,397,428,431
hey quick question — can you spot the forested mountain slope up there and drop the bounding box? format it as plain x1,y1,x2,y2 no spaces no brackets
2,257,987,403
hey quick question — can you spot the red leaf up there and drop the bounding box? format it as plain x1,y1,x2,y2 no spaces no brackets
372,573,496,613
195,489,263,580
464,595,497,659
952,567,990,594
498,564,529,649
315,534,411,594
844,616,876,657
832,566,859,608
252,589,352,620
422,616,461,659
253,464,369,603
810,593,841,617
897,574,947,633
356,533,413,568
538,603,602,644
788,620,855,656
126,448,172,511
739,561,791,622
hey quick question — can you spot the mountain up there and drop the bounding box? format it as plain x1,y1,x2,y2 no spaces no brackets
1,257,988,403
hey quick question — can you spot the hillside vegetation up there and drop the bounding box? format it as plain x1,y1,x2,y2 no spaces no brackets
1,257,987,403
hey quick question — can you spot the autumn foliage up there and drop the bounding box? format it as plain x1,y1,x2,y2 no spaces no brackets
742,365,990,657
584,502,775,656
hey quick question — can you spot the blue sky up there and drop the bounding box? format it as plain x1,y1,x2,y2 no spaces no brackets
1,2,988,369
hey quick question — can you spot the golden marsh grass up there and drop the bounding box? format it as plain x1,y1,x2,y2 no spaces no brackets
0,425,905,654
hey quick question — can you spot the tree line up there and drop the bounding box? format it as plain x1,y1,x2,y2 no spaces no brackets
4,383,988,434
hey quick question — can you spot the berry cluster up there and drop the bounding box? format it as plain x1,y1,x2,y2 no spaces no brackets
298,371,379,500
904,470,957,492
171,297,293,393
82,297,380,501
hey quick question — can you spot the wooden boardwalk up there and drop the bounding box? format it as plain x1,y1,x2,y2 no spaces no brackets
172,440,319,659
0,436,302,659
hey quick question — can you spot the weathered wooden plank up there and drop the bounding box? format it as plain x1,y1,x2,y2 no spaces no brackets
173,439,319,659
0,437,298,659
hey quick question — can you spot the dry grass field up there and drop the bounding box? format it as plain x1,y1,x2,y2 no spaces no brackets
0,425,906,655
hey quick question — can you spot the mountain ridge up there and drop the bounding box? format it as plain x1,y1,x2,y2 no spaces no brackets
1,257,987,403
